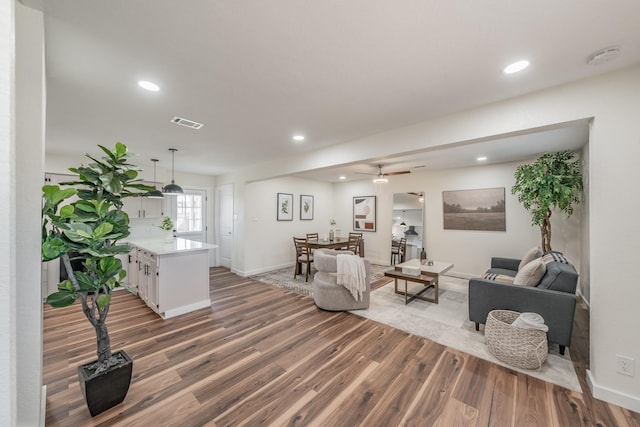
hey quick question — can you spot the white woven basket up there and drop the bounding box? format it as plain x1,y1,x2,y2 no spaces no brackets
485,310,548,370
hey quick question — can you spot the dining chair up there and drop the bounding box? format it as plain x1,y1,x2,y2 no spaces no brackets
347,232,362,255
306,233,319,241
293,237,314,282
391,237,406,265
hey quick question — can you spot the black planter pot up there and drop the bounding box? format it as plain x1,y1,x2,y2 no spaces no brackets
78,350,133,417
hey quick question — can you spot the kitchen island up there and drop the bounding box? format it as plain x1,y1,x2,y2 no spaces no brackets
124,237,215,319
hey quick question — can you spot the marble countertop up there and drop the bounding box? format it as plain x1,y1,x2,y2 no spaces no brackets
126,237,217,256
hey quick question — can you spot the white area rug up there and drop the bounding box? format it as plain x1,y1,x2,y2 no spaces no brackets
350,276,582,392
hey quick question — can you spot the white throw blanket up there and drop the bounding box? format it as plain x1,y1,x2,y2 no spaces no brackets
511,312,549,332
336,254,367,301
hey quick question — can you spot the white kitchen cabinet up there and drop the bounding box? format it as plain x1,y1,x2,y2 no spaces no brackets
122,195,164,219
125,238,213,319
122,182,164,219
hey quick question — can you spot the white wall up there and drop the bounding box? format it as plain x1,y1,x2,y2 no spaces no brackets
0,1,15,424
222,66,640,411
14,2,45,425
242,177,334,275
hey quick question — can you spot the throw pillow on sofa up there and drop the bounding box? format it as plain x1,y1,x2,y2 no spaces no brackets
518,246,542,270
513,258,546,286
541,251,570,265
483,272,515,284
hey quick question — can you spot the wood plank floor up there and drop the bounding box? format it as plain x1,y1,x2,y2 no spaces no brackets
43,267,640,426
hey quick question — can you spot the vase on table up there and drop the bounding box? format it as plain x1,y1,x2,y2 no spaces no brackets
164,231,174,243
329,229,334,242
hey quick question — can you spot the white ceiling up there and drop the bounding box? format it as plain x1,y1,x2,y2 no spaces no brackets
35,1,640,179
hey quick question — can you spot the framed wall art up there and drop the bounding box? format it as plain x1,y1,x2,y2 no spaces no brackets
353,195,376,232
300,194,314,220
277,192,293,221
442,187,506,231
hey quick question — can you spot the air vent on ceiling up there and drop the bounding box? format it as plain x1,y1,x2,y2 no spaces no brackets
171,116,204,130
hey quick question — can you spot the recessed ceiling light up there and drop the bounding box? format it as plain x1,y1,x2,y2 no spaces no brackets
138,80,160,91
339,176,346,180
503,60,529,74
293,135,305,141
477,156,487,161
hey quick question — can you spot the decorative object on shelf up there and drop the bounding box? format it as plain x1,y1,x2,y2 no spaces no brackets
353,195,376,232
41,142,154,416
512,150,583,252
162,148,184,195
300,194,314,220
277,192,293,221
147,158,164,199
443,187,506,231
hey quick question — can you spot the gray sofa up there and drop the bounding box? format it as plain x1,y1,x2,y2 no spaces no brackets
468,252,578,355
312,248,370,311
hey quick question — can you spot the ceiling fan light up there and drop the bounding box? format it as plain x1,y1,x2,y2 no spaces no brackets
373,176,388,183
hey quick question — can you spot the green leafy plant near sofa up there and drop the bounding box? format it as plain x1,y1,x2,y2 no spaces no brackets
512,150,583,253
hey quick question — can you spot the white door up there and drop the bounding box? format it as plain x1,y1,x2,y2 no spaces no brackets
216,184,233,268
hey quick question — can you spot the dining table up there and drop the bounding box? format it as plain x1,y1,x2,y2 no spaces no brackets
306,237,365,256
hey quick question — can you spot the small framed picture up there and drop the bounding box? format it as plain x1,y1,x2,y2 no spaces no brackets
277,193,293,221
300,195,314,220
353,195,376,232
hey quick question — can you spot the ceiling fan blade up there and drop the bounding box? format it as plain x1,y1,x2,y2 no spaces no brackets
385,170,411,176
354,171,376,176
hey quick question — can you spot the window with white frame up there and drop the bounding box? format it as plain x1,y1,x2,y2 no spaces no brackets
175,191,204,233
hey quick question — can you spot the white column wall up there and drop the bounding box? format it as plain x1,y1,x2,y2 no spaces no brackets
15,1,45,425
0,0,16,424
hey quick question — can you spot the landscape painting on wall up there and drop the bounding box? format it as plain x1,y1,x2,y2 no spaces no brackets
443,188,506,231
353,196,376,232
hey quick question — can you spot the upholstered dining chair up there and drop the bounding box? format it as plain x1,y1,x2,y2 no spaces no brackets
347,232,362,255
293,237,314,282
391,237,406,265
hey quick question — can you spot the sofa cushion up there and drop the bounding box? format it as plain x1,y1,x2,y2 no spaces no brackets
541,251,570,265
519,246,542,270
483,272,515,284
513,258,546,286
538,261,578,293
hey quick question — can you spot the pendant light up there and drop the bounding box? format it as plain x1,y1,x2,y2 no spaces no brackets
147,159,164,199
162,148,184,195
400,210,407,227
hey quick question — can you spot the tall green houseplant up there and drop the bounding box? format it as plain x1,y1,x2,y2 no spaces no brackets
512,150,583,253
42,143,153,375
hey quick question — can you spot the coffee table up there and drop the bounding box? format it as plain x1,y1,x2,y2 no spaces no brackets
384,259,453,304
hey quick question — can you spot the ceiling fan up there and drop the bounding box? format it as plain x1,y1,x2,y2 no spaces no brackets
357,164,411,183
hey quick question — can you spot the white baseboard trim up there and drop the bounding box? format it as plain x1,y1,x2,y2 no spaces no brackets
238,262,296,277
161,299,211,319
587,369,640,413
40,385,47,427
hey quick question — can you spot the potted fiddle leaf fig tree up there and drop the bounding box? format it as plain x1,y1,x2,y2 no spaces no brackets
512,150,583,253
41,142,154,416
